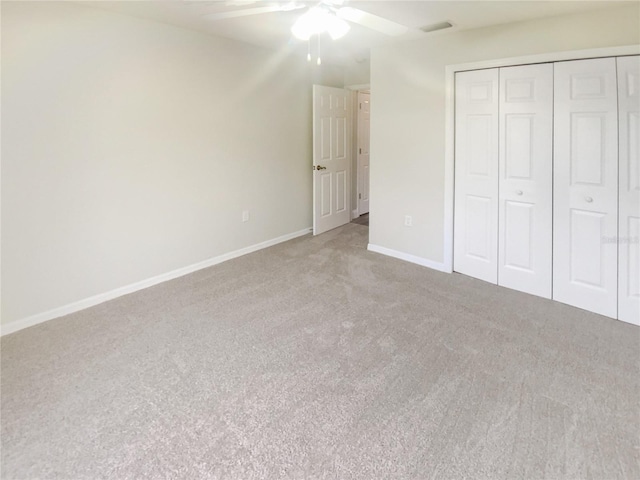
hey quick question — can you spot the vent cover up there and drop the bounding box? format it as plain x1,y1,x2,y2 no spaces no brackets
420,21,453,33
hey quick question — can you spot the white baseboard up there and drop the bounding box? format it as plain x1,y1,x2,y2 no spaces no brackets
1,227,312,337
367,243,451,273
352,209,359,220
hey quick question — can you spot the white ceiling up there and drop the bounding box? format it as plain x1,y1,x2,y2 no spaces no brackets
84,1,631,64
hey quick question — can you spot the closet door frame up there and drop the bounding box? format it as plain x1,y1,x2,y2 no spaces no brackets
444,45,639,274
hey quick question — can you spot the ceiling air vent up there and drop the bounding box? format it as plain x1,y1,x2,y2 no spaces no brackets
420,21,453,34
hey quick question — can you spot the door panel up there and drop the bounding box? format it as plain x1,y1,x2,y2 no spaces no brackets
554,58,618,318
504,201,534,271
320,117,331,160
336,171,347,212
465,195,492,261
467,115,493,176
454,69,499,283
628,217,640,296
313,85,351,235
320,173,331,216
571,113,606,185
618,55,640,325
570,209,606,287
498,63,553,298
335,117,347,158
504,115,533,179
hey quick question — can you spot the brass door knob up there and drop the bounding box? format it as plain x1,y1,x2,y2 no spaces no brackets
314,165,327,170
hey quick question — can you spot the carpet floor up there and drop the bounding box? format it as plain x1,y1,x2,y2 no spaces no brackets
351,214,369,227
1,224,639,479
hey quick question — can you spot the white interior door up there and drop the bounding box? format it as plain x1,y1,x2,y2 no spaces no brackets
357,91,371,215
617,55,640,326
313,85,351,235
454,68,499,283
553,58,619,318
498,63,553,298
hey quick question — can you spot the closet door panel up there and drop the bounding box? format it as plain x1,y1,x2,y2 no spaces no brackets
454,69,499,283
498,63,553,298
553,58,618,318
618,55,640,325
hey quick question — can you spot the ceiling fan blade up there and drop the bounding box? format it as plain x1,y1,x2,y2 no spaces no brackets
204,4,304,21
226,0,257,5
336,7,408,36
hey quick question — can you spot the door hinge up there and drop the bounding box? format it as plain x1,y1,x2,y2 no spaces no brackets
359,148,362,154
359,103,362,109
359,193,362,199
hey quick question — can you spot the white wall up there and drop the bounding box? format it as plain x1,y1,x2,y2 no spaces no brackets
369,4,640,265
1,2,340,326
344,58,370,87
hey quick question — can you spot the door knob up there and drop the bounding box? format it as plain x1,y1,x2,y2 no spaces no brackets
516,190,523,196
314,165,327,171
585,196,593,203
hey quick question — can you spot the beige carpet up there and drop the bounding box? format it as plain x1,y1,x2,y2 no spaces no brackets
351,213,369,227
2,224,639,479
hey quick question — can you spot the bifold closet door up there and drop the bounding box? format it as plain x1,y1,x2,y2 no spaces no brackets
454,69,499,283
553,58,619,318
617,55,640,326
498,64,553,298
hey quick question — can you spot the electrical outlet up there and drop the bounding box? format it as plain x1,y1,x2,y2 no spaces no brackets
242,210,250,222
404,215,412,227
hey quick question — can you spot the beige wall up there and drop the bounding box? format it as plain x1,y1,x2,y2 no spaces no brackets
369,4,640,264
1,2,340,325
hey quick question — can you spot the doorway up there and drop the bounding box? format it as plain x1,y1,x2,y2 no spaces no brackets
356,90,371,218
312,85,371,234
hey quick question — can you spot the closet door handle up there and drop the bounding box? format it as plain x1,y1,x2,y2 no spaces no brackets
516,190,523,196
585,196,593,203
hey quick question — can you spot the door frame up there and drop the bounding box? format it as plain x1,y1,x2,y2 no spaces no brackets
346,83,371,219
356,90,371,216
443,44,640,273
312,85,352,235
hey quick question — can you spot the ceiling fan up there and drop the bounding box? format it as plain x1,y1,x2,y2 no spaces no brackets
202,0,409,40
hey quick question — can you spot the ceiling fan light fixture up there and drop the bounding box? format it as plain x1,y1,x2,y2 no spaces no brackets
291,7,326,40
327,15,350,40
291,7,349,41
